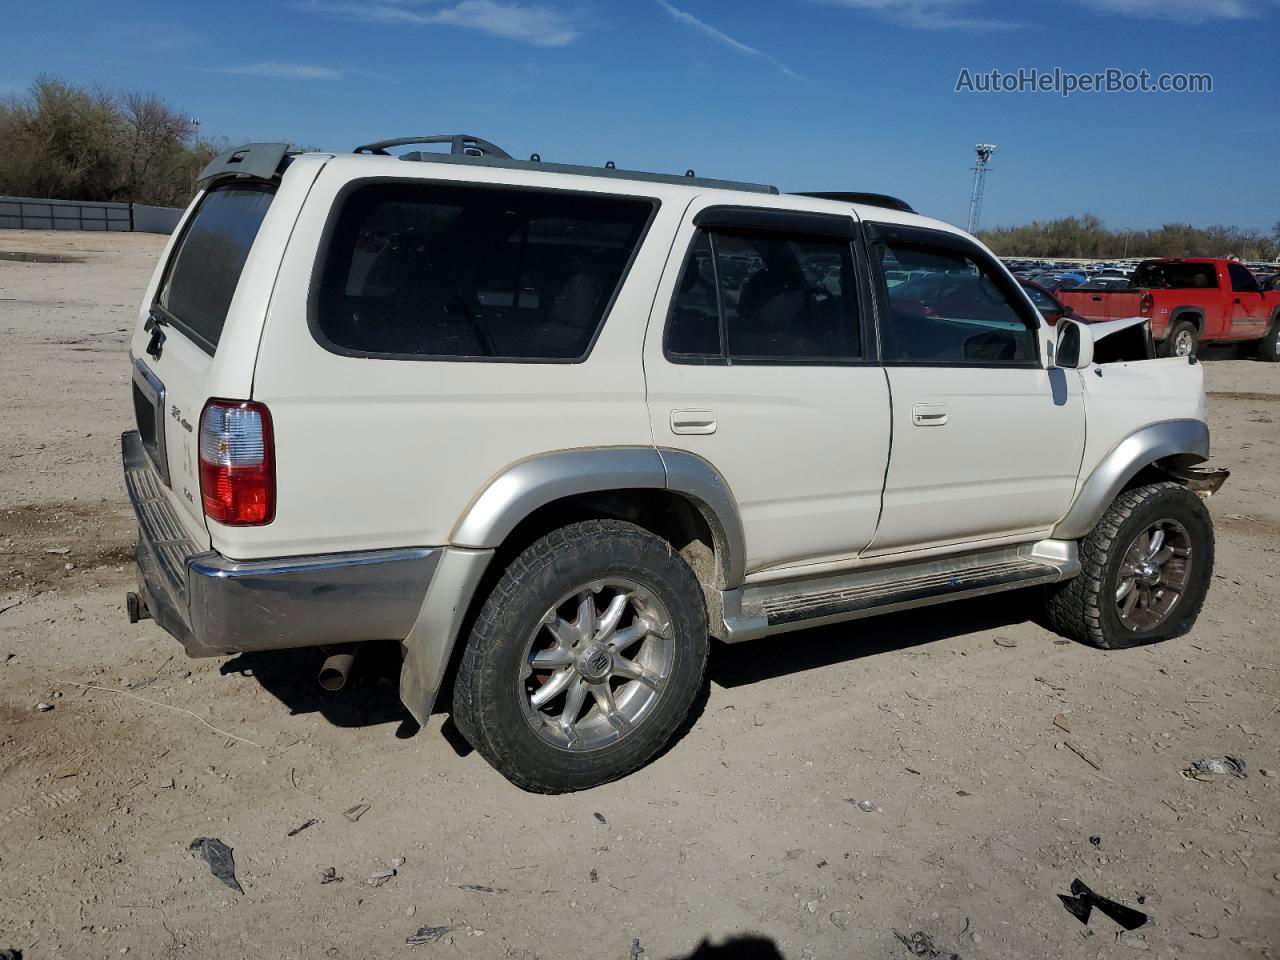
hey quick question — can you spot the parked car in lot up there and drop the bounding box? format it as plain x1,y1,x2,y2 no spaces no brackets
1019,278,1075,324
124,136,1227,792
1058,258,1280,358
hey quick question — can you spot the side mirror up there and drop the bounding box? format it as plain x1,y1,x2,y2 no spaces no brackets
1055,318,1094,369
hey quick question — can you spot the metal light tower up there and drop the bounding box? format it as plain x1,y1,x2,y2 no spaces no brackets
966,143,996,234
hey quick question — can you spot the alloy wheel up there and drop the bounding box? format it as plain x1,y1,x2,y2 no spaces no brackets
1115,519,1192,631
518,578,674,750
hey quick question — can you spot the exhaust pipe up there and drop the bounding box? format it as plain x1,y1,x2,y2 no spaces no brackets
318,645,359,692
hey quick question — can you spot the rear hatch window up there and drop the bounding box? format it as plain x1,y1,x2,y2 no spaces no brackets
156,182,275,352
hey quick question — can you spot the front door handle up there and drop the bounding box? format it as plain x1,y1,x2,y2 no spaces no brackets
912,403,949,427
670,409,717,435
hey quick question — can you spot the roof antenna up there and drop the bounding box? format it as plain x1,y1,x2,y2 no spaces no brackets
685,169,696,177
605,161,616,169
530,153,541,162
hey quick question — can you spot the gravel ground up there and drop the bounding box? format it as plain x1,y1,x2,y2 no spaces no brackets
1,230,1277,960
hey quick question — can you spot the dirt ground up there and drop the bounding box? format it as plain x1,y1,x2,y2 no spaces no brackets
1,229,1277,960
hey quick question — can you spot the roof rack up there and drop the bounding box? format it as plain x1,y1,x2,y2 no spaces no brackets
795,191,915,214
352,134,778,196
353,134,512,159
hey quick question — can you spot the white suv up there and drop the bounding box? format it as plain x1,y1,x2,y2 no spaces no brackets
124,136,1226,792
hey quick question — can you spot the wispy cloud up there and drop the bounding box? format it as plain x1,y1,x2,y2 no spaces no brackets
299,0,579,46
821,0,1023,31
212,62,348,79
1070,0,1279,20
655,0,804,82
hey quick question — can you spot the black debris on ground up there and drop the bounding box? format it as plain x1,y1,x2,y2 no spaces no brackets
189,837,243,894
1057,878,1149,931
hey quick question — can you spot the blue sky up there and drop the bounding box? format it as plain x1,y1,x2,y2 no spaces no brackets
4,0,1277,231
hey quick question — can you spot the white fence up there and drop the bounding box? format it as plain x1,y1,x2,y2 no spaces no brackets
0,196,184,234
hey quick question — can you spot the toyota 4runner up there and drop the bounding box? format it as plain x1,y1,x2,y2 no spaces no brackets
123,136,1227,792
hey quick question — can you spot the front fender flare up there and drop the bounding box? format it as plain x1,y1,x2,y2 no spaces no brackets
1052,419,1209,540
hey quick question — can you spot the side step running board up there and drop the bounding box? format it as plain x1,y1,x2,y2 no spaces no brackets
720,540,1078,643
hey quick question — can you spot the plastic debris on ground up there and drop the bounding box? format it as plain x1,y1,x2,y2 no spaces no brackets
342,803,371,821
1182,756,1247,781
189,837,243,894
406,926,454,945
1057,878,1148,930
287,818,319,837
893,930,960,959
320,866,342,884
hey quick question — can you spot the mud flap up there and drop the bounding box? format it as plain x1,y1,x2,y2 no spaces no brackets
398,548,493,726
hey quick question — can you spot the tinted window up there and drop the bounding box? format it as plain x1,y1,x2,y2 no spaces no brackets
667,229,861,362
1228,263,1262,293
314,182,653,361
877,239,1037,365
158,183,275,351
1132,261,1218,290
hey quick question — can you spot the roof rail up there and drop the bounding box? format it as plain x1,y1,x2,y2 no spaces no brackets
351,134,778,195
795,191,915,214
354,135,512,159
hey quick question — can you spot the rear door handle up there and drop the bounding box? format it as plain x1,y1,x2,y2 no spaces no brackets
912,403,948,427
670,409,717,435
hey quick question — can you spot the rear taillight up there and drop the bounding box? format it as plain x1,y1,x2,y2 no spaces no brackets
198,399,274,526
1140,292,1153,315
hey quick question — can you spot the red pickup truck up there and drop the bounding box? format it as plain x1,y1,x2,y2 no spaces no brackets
1058,258,1280,360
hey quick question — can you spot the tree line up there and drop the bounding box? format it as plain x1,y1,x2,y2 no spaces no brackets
0,77,221,208
978,213,1280,262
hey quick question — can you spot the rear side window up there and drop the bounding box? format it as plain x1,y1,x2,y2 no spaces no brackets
1132,261,1218,290
313,182,655,361
157,183,275,352
666,228,862,363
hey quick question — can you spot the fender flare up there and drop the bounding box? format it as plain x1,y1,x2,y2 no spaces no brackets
1052,419,1209,540
1165,307,1204,334
398,447,747,726
451,446,747,589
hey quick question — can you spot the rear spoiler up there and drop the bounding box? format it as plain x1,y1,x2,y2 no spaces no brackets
197,143,292,186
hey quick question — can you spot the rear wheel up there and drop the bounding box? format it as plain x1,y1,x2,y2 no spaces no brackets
1160,320,1199,358
1257,317,1280,362
452,520,708,793
1045,482,1213,650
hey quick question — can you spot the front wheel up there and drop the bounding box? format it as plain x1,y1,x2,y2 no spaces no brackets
1045,482,1214,650
452,519,709,793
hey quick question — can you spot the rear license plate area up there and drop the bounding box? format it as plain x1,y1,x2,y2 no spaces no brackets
131,359,170,486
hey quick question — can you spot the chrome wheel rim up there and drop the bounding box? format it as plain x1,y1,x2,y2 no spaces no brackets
1173,329,1194,356
518,578,674,751
1115,519,1191,631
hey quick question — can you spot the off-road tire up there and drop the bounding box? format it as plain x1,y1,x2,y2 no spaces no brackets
1159,320,1199,358
1257,316,1280,362
1045,482,1213,650
452,519,708,793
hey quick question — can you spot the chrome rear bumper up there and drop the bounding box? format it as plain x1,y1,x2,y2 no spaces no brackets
122,430,438,657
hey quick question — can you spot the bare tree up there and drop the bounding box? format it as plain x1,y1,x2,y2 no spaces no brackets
120,92,194,204
0,76,218,207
